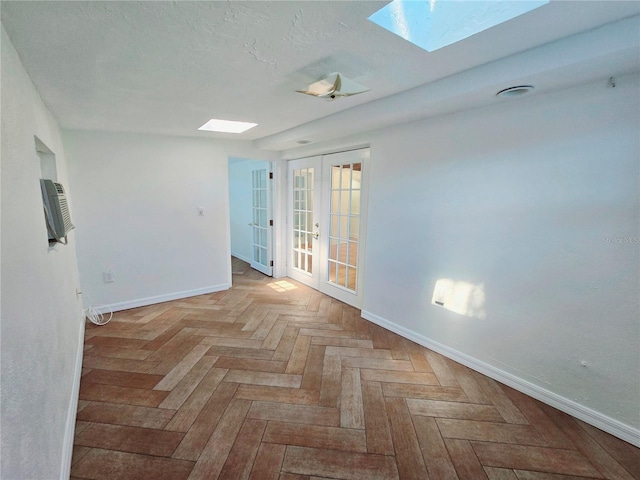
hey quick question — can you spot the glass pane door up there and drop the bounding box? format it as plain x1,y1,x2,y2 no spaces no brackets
287,156,321,288
250,168,272,276
286,149,369,308
318,149,368,308
327,162,361,292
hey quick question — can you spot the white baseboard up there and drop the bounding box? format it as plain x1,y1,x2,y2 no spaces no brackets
94,283,231,314
361,309,640,448
59,315,86,480
231,252,252,264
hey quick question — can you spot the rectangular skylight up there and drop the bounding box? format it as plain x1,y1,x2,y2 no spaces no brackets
368,0,548,53
198,119,258,133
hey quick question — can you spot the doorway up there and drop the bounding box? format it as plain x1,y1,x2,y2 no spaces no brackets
286,148,369,308
228,158,273,276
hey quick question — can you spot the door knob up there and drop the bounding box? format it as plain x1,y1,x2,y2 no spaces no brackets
312,232,319,239
248,223,254,227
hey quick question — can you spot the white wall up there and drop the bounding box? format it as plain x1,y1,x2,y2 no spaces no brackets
1,26,85,479
228,157,271,263
64,130,275,311
284,75,640,444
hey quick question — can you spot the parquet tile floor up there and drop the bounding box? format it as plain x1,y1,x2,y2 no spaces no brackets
71,257,640,480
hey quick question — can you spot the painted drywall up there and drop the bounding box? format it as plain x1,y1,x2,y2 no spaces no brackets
229,157,271,264
1,26,85,479
63,130,276,311
283,75,640,442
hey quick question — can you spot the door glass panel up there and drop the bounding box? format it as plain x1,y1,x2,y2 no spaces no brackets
351,190,360,215
326,161,362,292
349,217,359,240
330,214,339,235
347,267,357,290
330,191,340,214
252,169,270,269
292,167,314,275
341,165,352,189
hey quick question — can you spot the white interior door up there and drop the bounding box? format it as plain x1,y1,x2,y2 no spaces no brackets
250,167,273,276
287,156,321,287
287,149,369,308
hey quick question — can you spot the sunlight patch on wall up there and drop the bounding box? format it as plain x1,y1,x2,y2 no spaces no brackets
432,278,486,319
368,0,548,52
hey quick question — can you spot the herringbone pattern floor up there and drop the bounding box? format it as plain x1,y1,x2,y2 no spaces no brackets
71,258,640,480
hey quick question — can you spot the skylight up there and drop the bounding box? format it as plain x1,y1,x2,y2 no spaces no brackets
368,0,549,53
198,119,257,133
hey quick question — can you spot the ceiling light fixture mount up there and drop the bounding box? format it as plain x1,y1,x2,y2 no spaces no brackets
496,85,534,97
296,73,370,101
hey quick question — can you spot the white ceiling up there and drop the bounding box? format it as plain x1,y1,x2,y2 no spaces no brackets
2,1,639,151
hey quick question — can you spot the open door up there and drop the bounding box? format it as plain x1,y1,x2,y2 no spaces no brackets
249,167,273,276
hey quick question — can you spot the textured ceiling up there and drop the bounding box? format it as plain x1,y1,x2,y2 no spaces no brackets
1,1,639,151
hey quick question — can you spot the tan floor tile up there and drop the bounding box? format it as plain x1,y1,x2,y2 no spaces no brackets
79,383,169,407
83,346,153,360
263,421,367,453
153,344,210,391
407,398,505,422
381,382,468,402
75,423,184,457
158,356,217,410
281,446,399,480
318,351,341,408
187,399,252,479
249,443,286,480
446,438,489,479
424,350,459,387
247,401,339,427
386,397,429,480
360,369,439,385
215,356,287,373
224,370,302,388
484,466,519,479
362,381,394,455
71,448,194,480
472,442,605,478
235,385,319,405
413,415,459,479
81,369,164,389
300,345,325,391
205,345,274,360
76,401,176,429
163,367,228,432
272,326,302,362
341,357,414,371
284,333,311,374
219,419,267,480
436,418,548,446
310,337,374,348
340,367,365,429
172,381,239,461
82,356,157,374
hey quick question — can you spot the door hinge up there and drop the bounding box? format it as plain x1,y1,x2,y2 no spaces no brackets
270,260,274,267
269,219,274,226
269,172,273,180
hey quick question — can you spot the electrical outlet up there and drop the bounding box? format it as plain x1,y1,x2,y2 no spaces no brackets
103,271,115,283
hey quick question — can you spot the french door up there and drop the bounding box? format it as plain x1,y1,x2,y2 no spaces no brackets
287,148,369,308
250,167,272,276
